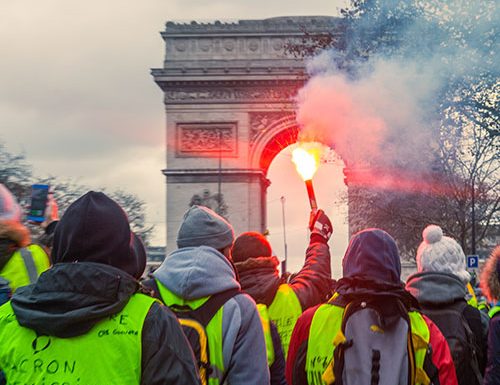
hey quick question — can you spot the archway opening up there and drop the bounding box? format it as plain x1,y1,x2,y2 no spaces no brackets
266,145,348,279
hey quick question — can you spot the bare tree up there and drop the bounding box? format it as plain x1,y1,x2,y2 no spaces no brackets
0,142,32,202
284,0,499,257
0,144,155,245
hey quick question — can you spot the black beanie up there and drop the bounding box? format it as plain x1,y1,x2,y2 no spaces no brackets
231,231,273,263
52,191,146,279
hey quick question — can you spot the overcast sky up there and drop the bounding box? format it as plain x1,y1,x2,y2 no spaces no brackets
0,0,349,276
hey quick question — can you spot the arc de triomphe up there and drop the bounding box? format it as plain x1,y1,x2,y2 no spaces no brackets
152,16,340,253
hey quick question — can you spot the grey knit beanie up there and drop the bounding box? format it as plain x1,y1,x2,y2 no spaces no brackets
416,224,470,284
0,184,22,223
177,205,234,250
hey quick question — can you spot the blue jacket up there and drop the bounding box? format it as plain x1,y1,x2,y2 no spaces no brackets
154,246,270,385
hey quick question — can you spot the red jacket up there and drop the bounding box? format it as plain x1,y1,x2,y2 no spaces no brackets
286,305,458,385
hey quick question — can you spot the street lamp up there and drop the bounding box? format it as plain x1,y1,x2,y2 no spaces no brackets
471,174,476,254
217,130,222,215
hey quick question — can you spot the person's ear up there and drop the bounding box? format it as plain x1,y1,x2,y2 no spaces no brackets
222,245,232,261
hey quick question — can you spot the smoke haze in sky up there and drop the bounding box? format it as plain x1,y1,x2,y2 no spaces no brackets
297,0,498,170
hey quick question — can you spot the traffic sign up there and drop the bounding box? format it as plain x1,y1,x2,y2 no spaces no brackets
467,255,479,269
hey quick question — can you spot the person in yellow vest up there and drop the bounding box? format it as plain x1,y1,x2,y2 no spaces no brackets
480,245,500,385
0,191,200,385
286,228,458,385
0,183,50,293
230,209,333,382
150,205,270,385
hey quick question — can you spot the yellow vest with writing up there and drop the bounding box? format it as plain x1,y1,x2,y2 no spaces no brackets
268,284,303,358
0,293,156,385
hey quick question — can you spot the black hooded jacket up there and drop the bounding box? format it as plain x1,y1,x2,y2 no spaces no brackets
2,192,200,385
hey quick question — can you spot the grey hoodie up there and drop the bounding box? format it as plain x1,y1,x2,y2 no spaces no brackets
154,246,270,385
406,271,467,305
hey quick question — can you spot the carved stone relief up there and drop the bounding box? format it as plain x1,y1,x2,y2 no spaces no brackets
165,85,300,104
189,188,228,217
167,36,294,58
249,112,295,143
177,122,237,157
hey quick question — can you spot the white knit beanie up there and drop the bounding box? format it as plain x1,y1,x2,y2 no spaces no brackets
0,183,22,223
416,224,470,284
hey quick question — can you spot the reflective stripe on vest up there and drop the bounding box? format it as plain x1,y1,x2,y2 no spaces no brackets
0,293,156,385
268,284,302,359
156,280,225,385
0,244,50,292
305,303,431,385
488,305,500,318
466,283,478,308
257,303,275,366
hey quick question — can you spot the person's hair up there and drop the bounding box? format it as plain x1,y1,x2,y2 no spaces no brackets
231,231,272,263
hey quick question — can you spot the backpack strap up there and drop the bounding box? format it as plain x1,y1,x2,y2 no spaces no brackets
456,302,484,384
141,278,161,299
175,288,241,327
461,303,483,349
423,345,440,385
174,288,240,385
442,300,483,384
19,247,38,284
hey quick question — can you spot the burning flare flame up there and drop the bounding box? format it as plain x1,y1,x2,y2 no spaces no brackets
292,145,320,181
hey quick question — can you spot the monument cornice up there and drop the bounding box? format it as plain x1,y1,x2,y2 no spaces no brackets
162,16,343,37
151,67,306,79
156,79,305,104
163,168,270,184
155,76,308,91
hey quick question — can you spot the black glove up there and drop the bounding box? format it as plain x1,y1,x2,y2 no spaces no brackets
309,209,333,242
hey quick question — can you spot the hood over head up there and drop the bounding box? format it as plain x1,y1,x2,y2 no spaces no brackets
176,205,234,250
342,228,401,284
52,191,146,279
153,246,240,299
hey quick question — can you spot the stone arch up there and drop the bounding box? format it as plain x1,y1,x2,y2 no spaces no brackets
152,16,341,253
250,114,299,174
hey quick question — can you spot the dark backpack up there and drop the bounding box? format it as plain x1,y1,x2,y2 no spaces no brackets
0,277,11,306
142,278,240,385
420,301,483,385
326,292,436,385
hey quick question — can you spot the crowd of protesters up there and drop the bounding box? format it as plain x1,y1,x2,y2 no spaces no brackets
0,182,499,384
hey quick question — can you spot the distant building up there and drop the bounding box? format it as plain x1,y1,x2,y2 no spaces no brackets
143,246,166,279
146,246,166,262
401,260,417,282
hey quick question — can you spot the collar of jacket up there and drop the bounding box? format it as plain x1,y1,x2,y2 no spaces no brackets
333,276,420,310
11,262,139,338
235,256,282,306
